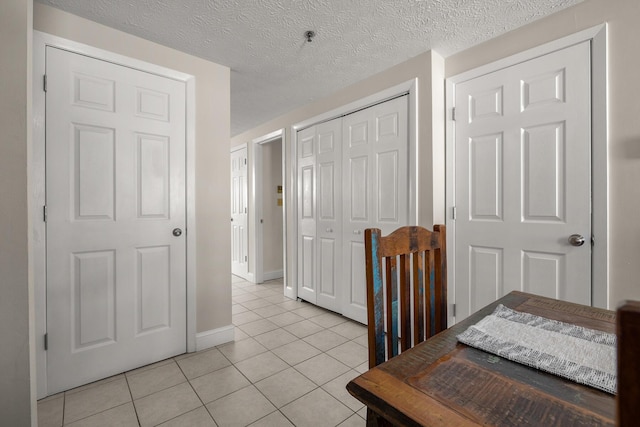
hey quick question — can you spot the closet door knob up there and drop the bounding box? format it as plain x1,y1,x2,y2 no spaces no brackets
353,229,361,235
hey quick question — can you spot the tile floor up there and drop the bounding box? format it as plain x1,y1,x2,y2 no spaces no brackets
37,276,369,426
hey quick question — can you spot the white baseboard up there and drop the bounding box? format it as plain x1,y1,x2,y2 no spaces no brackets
195,325,234,352
263,270,284,281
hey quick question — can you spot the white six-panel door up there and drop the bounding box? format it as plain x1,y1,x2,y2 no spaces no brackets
46,47,187,393
231,146,249,278
453,41,591,320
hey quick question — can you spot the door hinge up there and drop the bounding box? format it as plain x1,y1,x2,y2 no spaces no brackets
244,256,248,262
452,107,456,121
452,303,456,317
244,207,247,213
452,206,457,220
43,74,47,92
244,158,247,165
43,205,47,222
44,333,48,351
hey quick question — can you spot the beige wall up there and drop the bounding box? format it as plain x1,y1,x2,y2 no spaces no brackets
0,0,35,424
33,3,232,333
445,0,640,308
231,50,445,285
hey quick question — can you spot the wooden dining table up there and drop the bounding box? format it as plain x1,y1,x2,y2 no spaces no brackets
346,291,616,426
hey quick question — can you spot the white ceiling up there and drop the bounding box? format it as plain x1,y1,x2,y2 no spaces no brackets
36,0,582,136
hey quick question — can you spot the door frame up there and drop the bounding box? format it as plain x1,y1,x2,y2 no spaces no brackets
251,129,287,285
289,79,419,302
32,31,197,398
445,25,609,324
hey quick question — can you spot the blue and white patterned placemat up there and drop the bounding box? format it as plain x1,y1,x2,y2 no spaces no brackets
457,304,617,394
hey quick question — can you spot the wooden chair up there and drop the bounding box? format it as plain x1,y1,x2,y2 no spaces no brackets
364,225,447,369
617,300,640,427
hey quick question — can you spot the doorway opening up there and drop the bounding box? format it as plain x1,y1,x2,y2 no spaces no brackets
252,130,287,287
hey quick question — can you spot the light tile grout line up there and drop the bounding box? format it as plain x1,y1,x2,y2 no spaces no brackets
123,374,142,426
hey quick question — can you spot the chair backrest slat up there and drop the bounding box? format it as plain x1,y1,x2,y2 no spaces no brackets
388,256,399,359
400,254,411,352
364,225,447,368
413,250,424,345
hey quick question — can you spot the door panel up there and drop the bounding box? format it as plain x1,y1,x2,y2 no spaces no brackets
348,240,367,310
522,123,565,221
297,127,317,303
454,41,591,321
377,150,400,223
301,235,315,294
136,246,171,333
315,119,342,312
319,238,336,298
46,46,186,393
138,135,170,218
522,251,564,297
469,246,503,308
470,134,502,220
73,250,116,348
349,156,369,221
342,95,409,323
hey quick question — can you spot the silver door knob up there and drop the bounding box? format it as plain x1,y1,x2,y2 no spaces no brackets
353,230,361,235
568,234,585,246
173,228,183,237
326,228,333,233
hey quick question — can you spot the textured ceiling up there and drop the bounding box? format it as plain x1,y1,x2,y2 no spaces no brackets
37,0,583,136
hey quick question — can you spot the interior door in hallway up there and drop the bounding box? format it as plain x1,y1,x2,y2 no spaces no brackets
231,146,249,278
453,41,592,321
46,47,187,393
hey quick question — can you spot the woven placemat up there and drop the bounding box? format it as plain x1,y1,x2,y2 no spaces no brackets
457,304,617,394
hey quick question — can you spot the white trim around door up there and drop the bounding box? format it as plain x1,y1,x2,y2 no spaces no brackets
32,31,197,398
445,24,609,325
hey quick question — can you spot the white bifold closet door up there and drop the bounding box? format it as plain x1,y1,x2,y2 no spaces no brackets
297,95,409,323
